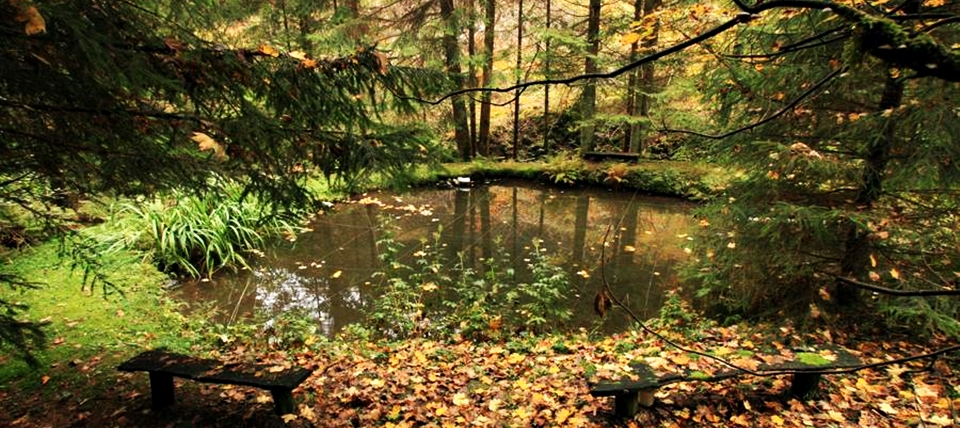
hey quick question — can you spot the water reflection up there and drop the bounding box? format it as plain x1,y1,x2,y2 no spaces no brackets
175,180,695,335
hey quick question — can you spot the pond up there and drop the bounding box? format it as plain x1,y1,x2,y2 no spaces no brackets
174,180,696,336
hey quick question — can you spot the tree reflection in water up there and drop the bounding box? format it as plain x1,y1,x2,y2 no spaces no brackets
176,180,694,335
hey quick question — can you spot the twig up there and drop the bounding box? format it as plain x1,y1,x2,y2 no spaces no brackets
597,226,960,378
833,275,960,297
398,14,755,105
659,67,844,140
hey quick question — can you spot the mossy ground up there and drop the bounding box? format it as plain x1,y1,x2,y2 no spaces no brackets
0,241,196,415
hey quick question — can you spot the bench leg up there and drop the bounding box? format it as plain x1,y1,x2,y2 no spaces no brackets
149,372,175,409
614,391,640,418
790,373,822,398
270,388,295,415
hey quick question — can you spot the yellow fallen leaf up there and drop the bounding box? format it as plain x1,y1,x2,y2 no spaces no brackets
16,5,46,35
770,414,785,426
512,406,530,420
388,404,402,419
555,407,572,424
281,413,298,423
453,392,470,407
890,267,901,280
622,245,636,253
878,402,898,415
258,44,280,57
191,132,227,160
299,404,316,421
506,353,525,365
621,32,641,45
331,270,342,279
435,406,448,416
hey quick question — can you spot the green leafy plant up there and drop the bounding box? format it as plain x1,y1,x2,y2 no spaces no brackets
542,152,585,185
363,223,574,340
85,179,302,278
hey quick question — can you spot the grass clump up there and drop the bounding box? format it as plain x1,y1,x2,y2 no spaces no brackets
84,180,304,278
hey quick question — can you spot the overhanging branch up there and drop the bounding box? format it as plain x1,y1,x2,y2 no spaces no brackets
660,66,844,140
405,13,756,105
834,275,960,297
731,0,960,82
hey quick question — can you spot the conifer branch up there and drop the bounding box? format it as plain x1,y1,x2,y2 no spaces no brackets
0,97,201,122
660,67,844,140
731,0,960,82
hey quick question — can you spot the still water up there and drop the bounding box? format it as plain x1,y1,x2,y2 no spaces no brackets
174,180,695,335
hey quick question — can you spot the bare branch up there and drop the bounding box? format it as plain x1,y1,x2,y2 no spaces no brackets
834,275,960,297
724,32,850,59
402,14,755,105
660,67,844,140
597,226,960,380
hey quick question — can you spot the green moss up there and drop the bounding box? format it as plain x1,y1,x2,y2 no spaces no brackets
795,352,831,366
0,242,195,393
689,370,710,380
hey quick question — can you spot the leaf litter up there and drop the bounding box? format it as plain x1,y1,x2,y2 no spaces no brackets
3,324,957,427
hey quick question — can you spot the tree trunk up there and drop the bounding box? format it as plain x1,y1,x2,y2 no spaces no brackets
478,0,495,157
625,0,662,155
467,0,479,157
622,0,642,152
344,0,368,40
837,71,904,305
543,0,552,154
512,0,524,160
836,0,917,306
578,0,601,156
440,0,472,160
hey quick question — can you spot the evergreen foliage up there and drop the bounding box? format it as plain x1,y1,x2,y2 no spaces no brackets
684,2,960,334
1,0,441,357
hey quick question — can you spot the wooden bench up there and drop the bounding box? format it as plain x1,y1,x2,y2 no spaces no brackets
582,152,641,163
589,345,862,417
118,349,313,415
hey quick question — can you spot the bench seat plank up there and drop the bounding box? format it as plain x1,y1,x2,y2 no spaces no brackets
589,345,862,417
119,350,312,415
582,152,641,162
118,349,312,389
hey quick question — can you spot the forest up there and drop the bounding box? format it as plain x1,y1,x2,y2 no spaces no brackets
1,0,958,426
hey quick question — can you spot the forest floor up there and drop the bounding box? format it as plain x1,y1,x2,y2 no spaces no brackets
2,322,957,427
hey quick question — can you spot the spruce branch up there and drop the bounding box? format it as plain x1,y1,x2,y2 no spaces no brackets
731,0,960,82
